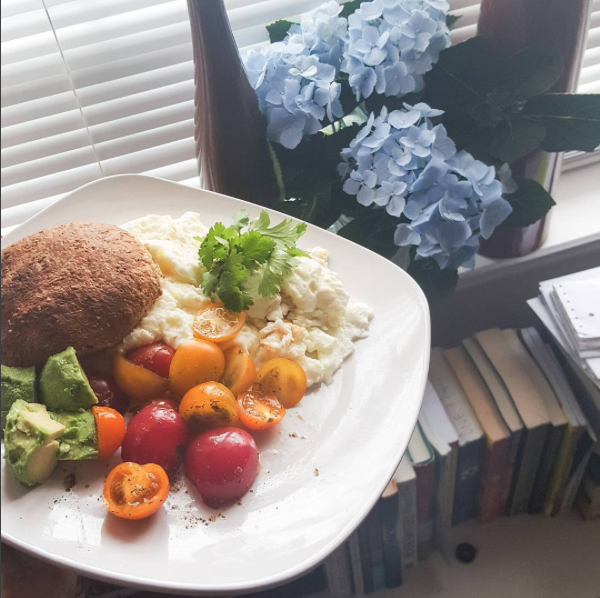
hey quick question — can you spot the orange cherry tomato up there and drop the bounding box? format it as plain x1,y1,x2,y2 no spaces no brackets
192,301,246,343
103,462,169,520
113,353,169,405
169,339,225,398
238,391,285,431
222,347,256,398
92,406,126,460
256,358,307,408
179,382,239,430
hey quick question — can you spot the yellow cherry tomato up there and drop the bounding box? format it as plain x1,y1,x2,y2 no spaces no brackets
113,353,169,405
192,301,246,343
168,338,225,398
222,347,256,398
179,382,239,430
256,358,307,408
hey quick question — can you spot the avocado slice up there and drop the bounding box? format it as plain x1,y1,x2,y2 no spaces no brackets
39,347,98,412
50,411,98,460
4,400,65,487
1,364,36,412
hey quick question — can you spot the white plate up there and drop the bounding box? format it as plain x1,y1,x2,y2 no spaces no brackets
1,175,430,595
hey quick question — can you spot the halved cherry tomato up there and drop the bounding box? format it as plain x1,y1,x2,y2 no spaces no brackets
169,339,225,398
222,347,256,397
128,342,175,378
92,406,126,459
192,301,246,343
238,390,285,431
113,353,169,404
256,358,307,408
103,462,169,521
179,382,239,430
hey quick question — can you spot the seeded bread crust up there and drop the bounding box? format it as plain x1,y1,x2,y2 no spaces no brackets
1,222,162,367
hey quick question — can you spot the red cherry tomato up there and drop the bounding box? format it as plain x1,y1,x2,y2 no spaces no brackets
121,405,190,476
88,374,129,414
184,427,259,509
127,342,175,379
144,397,180,411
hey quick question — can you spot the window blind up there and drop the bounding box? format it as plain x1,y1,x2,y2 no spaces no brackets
2,0,599,235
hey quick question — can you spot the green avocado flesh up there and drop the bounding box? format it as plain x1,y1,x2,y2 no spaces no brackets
4,400,65,487
50,411,98,460
39,347,98,412
1,364,36,412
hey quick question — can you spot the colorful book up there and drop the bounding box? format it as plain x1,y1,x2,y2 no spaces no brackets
357,502,385,594
504,329,567,514
407,422,435,559
462,336,524,517
520,327,596,515
323,542,354,598
444,345,511,522
380,479,403,589
475,329,551,516
393,455,418,571
428,348,485,525
419,381,458,562
348,530,365,597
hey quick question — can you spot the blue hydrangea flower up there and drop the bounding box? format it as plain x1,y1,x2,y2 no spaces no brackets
242,1,348,149
339,103,512,270
342,0,451,102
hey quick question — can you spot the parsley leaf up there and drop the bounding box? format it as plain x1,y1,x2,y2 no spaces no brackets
197,210,308,311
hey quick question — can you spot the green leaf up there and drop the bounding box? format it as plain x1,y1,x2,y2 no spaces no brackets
250,213,307,248
232,209,250,231
407,257,459,305
503,178,556,228
257,247,293,298
266,19,294,43
336,209,400,259
501,44,563,101
238,231,275,263
421,37,498,111
524,93,600,152
446,14,462,30
487,117,547,164
340,0,361,18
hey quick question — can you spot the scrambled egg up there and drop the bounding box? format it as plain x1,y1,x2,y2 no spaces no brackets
121,212,373,387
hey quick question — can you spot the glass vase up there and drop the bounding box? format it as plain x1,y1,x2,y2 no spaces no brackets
186,0,279,207
476,0,591,259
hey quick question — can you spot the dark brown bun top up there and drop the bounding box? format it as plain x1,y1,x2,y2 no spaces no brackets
1,221,162,368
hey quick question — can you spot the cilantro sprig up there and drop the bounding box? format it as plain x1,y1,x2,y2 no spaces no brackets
197,210,308,312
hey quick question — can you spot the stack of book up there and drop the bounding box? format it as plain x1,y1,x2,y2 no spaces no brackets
316,326,599,597
528,267,600,521
528,267,600,391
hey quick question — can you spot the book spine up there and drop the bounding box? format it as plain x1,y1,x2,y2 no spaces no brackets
367,504,385,593
323,543,354,598
431,447,457,562
415,462,435,559
478,437,510,522
357,516,374,594
348,531,365,597
453,437,485,525
544,426,578,516
559,439,594,514
397,477,418,570
380,494,403,588
529,424,566,514
510,424,549,516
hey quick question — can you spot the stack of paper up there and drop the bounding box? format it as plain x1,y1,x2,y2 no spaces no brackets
528,267,600,390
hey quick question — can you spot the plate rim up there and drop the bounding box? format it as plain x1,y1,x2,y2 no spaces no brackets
1,174,430,595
